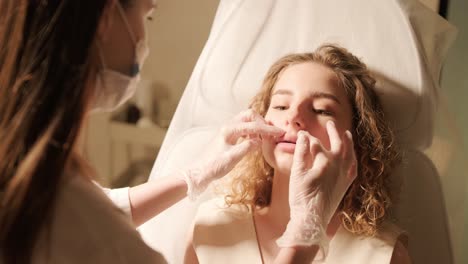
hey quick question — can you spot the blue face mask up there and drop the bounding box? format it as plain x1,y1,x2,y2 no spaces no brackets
92,1,150,112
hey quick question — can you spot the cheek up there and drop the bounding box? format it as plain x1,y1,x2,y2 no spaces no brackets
261,135,294,173
312,122,350,151
126,8,147,41
261,141,281,173
316,128,331,150
264,111,283,129
261,137,275,165
136,19,147,41
304,122,330,149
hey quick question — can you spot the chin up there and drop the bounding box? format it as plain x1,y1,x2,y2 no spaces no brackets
273,157,293,175
263,151,293,176
262,142,294,173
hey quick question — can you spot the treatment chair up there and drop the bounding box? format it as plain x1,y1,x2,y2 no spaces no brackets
139,1,458,263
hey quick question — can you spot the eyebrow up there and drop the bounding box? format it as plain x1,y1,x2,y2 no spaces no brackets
272,89,341,104
272,89,293,96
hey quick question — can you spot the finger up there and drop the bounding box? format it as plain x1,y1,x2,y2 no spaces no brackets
224,122,284,143
291,131,309,174
347,161,358,181
307,134,324,160
342,130,357,180
247,138,262,151
343,131,357,179
218,138,260,172
326,120,342,153
229,138,260,158
341,130,354,167
329,131,356,196
311,151,328,177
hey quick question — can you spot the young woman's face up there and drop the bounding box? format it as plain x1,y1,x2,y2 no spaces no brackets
100,0,156,75
262,62,353,174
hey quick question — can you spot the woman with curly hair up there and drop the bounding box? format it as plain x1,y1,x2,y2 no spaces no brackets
184,44,411,263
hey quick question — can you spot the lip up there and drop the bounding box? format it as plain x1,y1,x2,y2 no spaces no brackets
275,135,298,153
276,135,298,144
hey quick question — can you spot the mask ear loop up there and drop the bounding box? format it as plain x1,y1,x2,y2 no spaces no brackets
96,44,107,69
115,2,140,77
115,1,137,44
95,43,109,90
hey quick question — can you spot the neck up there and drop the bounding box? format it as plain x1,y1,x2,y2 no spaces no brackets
260,169,292,230
260,169,342,238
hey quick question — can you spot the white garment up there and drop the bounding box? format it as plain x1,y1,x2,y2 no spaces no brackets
32,174,166,264
100,184,132,216
192,198,406,264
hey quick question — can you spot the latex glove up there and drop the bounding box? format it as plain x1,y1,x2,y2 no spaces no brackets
277,121,357,255
183,110,285,200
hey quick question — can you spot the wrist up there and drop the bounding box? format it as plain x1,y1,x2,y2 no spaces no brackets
180,168,207,201
277,201,329,258
277,214,327,247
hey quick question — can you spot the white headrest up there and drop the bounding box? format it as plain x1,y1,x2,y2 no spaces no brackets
171,0,455,149
142,1,457,262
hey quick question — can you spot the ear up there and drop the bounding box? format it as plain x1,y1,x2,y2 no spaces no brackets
97,0,117,42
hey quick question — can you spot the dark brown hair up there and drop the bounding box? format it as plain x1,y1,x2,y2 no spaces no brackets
0,0,130,263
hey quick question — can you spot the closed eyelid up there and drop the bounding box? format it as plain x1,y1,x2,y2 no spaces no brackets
313,108,334,115
311,92,341,105
272,90,340,105
311,103,336,112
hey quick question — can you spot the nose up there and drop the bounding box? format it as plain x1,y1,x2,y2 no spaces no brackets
286,108,304,129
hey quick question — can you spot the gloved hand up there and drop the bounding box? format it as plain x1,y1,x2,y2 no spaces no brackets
277,121,357,256
182,110,285,200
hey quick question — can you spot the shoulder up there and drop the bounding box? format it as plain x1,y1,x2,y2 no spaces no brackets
390,239,412,264
194,197,251,226
329,221,408,264
370,221,409,257
192,197,253,244
35,176,165,264
376,221,408,248
191,198,262,263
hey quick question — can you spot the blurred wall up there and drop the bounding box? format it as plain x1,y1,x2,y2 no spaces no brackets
420,0,441,11
439,0,468,263
140,0,219,124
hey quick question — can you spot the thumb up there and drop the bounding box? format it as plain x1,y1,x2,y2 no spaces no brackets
212,138,260,178
224,138,260,164
291,131,309,176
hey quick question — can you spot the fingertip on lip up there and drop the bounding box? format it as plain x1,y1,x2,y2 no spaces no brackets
273,129,285,137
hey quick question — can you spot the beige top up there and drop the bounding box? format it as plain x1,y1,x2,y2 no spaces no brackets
193,198,405,264
31,174,166,264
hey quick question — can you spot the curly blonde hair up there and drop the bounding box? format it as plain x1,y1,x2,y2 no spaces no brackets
225,44,401,236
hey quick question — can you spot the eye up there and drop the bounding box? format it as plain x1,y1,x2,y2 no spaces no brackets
147,16,154,21
272,105,287,110
314,109,333,116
